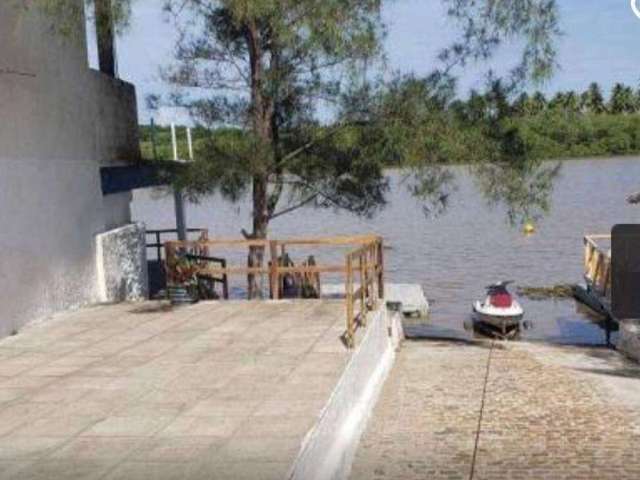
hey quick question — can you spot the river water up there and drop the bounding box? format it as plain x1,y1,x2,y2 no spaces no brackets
132,157,640,346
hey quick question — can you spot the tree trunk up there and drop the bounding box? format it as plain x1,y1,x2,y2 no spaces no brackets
247,174,269,298
244,20,276,299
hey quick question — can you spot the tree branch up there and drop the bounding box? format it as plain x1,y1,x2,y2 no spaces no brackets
269,193,318,220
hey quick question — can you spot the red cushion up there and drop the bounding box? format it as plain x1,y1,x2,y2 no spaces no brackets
490,293,512,308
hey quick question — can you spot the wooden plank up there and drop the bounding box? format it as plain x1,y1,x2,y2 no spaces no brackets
277,265,346,274
270,241,279,300
165,239,270,248
278,235,380,246
198,265,346,276
166,235,380,250
200,266,269,276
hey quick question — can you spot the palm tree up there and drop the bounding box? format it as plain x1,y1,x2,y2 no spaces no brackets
530,91,547,114
581,82,606,114
609,83,636,114
563,91,580,112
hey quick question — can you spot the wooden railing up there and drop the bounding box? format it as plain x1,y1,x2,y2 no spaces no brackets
345,239,385,347
164,235,384,348
584,234,611,298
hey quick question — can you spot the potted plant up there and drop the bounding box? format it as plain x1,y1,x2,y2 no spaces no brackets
166,252,199,305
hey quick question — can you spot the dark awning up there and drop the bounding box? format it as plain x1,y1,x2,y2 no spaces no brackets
100,161,185,195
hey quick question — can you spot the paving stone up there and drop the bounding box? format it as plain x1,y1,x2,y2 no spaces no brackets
129,436,222,463
7,460,115,480
198,460,291,480
0,300,350,479
350,340,640,480
11,416,99,437
0,437,68,460
81,415,175,437
101,461,203,480
158,415,242,438
48,437,147,461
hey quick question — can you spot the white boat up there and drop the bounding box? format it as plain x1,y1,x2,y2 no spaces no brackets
473,281,524,335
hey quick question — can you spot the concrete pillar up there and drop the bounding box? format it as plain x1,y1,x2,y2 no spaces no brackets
95,0,115,77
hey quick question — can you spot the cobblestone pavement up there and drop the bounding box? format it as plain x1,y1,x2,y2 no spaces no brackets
350,340,640,480
0,300,350,480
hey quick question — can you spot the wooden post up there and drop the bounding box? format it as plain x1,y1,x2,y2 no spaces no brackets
95,0,116,77
377,239,385,299
221,259,229,300
360,254,367,326
584,238,591,275
270,241,280,300
346,255,354,348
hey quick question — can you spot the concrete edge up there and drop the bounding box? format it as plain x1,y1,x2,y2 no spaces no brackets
288,305,404,480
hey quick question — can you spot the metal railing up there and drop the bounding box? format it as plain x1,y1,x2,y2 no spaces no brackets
164,235,384,348
146,228,209,260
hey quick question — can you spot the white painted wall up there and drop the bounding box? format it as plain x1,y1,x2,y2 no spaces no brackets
0,2,141,336
289,306,404,480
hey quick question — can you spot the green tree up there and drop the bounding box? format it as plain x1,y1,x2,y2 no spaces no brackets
512,92,530,116
529,91,548,115
158,0,561,296
580,82,606,114
609,83,636,114
25,0,131,35
162,0,388,296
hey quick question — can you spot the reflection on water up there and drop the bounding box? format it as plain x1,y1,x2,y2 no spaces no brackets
132,157,640,347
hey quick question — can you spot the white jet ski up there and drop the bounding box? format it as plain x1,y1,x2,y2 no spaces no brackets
472,281,524,335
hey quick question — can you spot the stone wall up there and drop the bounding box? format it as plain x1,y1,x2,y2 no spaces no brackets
0,2,141,336
95,223,148,303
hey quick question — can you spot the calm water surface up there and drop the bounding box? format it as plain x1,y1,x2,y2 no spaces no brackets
132,157,640,346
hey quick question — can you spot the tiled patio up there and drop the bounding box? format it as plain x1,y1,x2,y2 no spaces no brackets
0,300,351,479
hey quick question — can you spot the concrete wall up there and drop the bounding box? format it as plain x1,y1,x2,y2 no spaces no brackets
0,2,142,336
289,306,404,480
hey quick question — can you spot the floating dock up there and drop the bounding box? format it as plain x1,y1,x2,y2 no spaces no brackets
322,283,429,317
576,234,640,363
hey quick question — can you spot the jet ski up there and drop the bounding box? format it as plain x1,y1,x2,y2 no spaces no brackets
472,281,524,335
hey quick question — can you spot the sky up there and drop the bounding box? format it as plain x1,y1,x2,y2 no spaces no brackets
98,0,640,123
